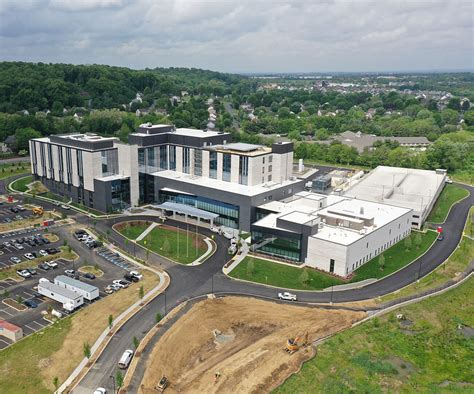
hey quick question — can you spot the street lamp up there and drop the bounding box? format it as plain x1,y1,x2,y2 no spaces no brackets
110,374,116,394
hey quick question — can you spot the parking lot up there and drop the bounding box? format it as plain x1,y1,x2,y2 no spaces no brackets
0,227,143,350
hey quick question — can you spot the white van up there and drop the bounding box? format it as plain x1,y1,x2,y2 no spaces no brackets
118,349,134,369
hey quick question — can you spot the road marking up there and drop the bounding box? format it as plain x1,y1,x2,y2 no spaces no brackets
32,320,47,329
0,309,13,316
25,324,37,332
22,291,35,299
0,338,11,347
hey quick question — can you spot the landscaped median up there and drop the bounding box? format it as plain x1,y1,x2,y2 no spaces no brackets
228,230,438,291
115,220,210,265
426,184,470,223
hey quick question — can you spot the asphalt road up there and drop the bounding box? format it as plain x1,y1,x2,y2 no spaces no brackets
1,175,472,392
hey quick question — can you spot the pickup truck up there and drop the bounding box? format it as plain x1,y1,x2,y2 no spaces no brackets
278,292,297,301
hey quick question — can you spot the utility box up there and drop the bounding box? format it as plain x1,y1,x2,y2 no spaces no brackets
312,176,331,191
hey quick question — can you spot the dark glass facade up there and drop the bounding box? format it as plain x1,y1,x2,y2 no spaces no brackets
209,151,217,179
110,178,131,211
222,153,231,182
159,190,239,228
239,155,248,185
251,230,302,261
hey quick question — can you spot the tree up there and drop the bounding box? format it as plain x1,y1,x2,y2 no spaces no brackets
378,254,385,270
108,314,113,329
404,236,412,251
14,128,41,152
464,110,474,126
246,259,255,276
53,377,59,391
133,336,140,349
83,342,91,359
156,312,162,323
299,269,309,286
162,237,171,253
115,370,124,388
414,232,422,249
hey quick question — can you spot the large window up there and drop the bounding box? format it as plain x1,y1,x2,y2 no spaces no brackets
159,145,168,170
169,145,176,170
110,178,131,211
183,147,191,174
251,230,302,261
239,156,248,185
159,190,239,228
209,151,217,179
194,149,202,176
101,149,119,176
222,153,231,182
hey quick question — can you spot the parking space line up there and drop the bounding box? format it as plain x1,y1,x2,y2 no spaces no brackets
0,338,11,347
22,291,36,299
32,320,47,329
25,324,37,332
0,309,13,316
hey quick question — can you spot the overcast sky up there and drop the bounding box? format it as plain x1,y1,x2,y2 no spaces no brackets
0,0,472,73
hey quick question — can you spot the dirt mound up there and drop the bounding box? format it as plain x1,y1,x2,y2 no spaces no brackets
140,297,365,393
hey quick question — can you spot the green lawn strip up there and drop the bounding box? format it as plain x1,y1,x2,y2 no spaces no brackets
0,318,71,394
0,164,30,181
427,184,470,223
9,175,33,192
349,230,438,282
229,256,343,290
138,226,207,264
276,278,474,393
118,223,149,240
380,208,474,303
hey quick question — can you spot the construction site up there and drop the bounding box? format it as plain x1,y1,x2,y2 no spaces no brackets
139,297,366,393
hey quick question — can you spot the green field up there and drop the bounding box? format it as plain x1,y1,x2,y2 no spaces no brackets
118,223,207,264
231,231,437,290
275,277,474,393
427,184,469,223
9,175,33,192
0,163,30,180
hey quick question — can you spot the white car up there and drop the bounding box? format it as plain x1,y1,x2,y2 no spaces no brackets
230,237,238,245
113,279,129,288
210,226,220,234
17,269,31,278
94,388,107,394
39,249,48,257
446,178,453,184
228,245,237,255
14,243,24,250
10,256,22,264
222,231,234,240
278,292,297,301
24,253,35,260
110,283,122,291
60,204,70,210
129,270,143,280
46,260,59,269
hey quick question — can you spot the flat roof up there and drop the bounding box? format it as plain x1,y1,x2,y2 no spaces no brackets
174,128,227,138
209,143,271,156
153,170,303,197
344,166,446,213
55,275,98,293
95,174,129,182
151,202,219,220
39,281,82,300
0,319,21,332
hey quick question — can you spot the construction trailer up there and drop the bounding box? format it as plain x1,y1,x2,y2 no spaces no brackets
38,279,84,311
54,275,99,301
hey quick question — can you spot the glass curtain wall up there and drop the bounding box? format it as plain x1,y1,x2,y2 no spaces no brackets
209,151,217,179
251,230,302,261
222,153,231,181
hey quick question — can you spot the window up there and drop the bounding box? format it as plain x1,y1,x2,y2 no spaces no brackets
101,149,119,176
268,165,272,172
169,145,176,170
269,155,273,163
209,151,217,179
268,175,272,182
329,259,335,273
222,153,231,181
263,157,265,164
239,156,248,185
194,149,202,176
182,147,190,174
159,145,168,170
366,242,369,248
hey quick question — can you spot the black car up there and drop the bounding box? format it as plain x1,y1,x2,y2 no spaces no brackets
46,247,61,254
42,237,51,244
38,262,50,270
9,207,19,213
27,268,38,275
83,272,96,280
24,299,38,308
124,273,139,283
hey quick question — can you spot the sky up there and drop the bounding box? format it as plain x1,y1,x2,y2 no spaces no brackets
0,0,472,73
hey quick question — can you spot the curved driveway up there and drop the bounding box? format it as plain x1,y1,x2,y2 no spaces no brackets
2,176,472,392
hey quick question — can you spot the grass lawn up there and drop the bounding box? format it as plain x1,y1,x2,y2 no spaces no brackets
276,277,474,393
0,163,30,180
381,207,474,303
139,225,207,265
78,265,104,277
9,175,33,192
427,184,469,223
349,230,438,282
229,256,344,290
118,222,149,240
0,271,159,393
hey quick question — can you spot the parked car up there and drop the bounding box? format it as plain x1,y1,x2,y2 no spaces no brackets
113,279,129,288
39,249,49,257
26,268,38,275
60,204,70,210
46,248,61,254
104,286,115,294
17,269,31,278
437,234,445,241
228,245,237,254
46,261,59,269
24,299,38,308
230,237,238,245
110,283,121,291
94,388,107,394
64,269,75,277
14,243,24,250
124,273,139,283
9,256,22,264
24,253,35,260
83,272,96,280
38,262,50,270
222,231,234,240
278,292,297,301
210,226,220,234
129,270,143,280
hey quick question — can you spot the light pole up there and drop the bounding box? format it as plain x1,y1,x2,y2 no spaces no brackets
110,374,116,394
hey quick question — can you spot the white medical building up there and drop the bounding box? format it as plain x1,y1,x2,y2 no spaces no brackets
253,191,413,277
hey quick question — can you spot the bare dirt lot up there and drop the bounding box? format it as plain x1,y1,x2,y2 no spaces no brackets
139,297,366,393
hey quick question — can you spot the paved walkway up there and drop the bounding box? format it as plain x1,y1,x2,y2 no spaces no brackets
223,241,249,274
189,237,214,266
136,222,158,241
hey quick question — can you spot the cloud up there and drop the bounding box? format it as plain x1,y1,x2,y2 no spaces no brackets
0,0,472,72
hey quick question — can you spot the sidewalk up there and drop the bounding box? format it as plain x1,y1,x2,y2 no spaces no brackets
189,237,214,266
222,241,249,274
136,222,158,241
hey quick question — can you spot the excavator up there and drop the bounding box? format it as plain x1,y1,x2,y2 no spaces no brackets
285,332,309,354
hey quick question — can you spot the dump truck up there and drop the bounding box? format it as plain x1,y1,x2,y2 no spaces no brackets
32,206,44,216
